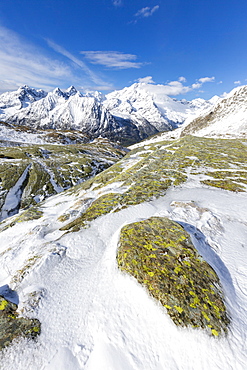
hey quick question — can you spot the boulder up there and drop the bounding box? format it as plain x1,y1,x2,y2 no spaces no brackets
117,217,230,336
0,295,40,350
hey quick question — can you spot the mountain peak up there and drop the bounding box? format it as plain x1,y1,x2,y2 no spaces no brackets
1,83,245,146
53,87,64,96
66,86,78,96
18,84,30,91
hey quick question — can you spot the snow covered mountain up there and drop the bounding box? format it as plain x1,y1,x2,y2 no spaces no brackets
0,134,246,369
0,86,142,146
103,82,214,132
181,85,247,138
0,84,216,146
0,85,47,116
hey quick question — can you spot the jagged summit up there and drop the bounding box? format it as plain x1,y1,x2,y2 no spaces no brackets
66,85,78,95
0,82,224,145
0,85,47,114
103,82,216,137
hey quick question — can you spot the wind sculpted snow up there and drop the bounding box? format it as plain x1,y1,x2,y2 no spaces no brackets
0,135,246,369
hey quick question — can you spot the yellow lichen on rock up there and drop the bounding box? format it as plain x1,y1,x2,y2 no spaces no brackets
117,217,230,336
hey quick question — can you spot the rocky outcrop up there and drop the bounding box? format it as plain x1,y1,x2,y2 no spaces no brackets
0,296,40,350
117,217,230,336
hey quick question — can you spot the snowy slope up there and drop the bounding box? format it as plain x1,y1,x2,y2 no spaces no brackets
0,121,91,146
4,88,107,130
0,85,47,117
0,136,246,369
181,85,247,138
103,82,214,131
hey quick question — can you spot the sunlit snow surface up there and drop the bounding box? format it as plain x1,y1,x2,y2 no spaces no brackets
0,176,246,370
1,84,247,369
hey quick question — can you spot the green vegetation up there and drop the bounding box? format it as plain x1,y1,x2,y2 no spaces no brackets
60,136,247,232
0,140,126,215
117,217,230,336
0,296,41,350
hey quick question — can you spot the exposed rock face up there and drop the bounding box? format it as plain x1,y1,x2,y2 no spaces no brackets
0,296,40,350
117,217,230,336
103,82,213,131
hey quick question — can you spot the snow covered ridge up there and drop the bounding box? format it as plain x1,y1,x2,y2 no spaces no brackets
180,84,247,138
0,83,217,146
130,84,247,146
0,139,126,222
0,135,246,369
103,82,217,131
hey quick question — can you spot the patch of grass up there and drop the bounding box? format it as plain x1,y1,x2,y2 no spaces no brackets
0,141,126,217
117,217,230,336
60,136,247,232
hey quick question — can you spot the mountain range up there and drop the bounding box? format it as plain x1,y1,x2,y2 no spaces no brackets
0,83,218,146
0,82,246,369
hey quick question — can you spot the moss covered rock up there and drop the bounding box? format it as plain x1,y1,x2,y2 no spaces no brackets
0,296,40,350
117,217,230,336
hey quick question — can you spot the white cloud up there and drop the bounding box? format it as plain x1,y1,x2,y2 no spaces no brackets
135,5,159,18
191,82,202,89
0,26,114,94
192,76,215,90
0,26,75,93
80,51,143,69
178,76,187,82
134,76,216,96
46,40,112,88
234,80,241,85
221,92,228,98
137,76,155,84
198,77,215,83
161,80,192,95
113,0,123,6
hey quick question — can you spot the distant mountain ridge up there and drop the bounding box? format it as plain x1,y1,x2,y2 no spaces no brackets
0,85,247,369
103,82,215,131
181,85,247,138
0,83,217,146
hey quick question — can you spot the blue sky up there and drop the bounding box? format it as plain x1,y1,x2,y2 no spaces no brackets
0,0,247,99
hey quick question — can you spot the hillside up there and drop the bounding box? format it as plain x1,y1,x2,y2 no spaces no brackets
181,85,247,138
0,139,126,221
0,134,246,369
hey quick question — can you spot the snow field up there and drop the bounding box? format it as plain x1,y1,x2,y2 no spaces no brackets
0,185,246,369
